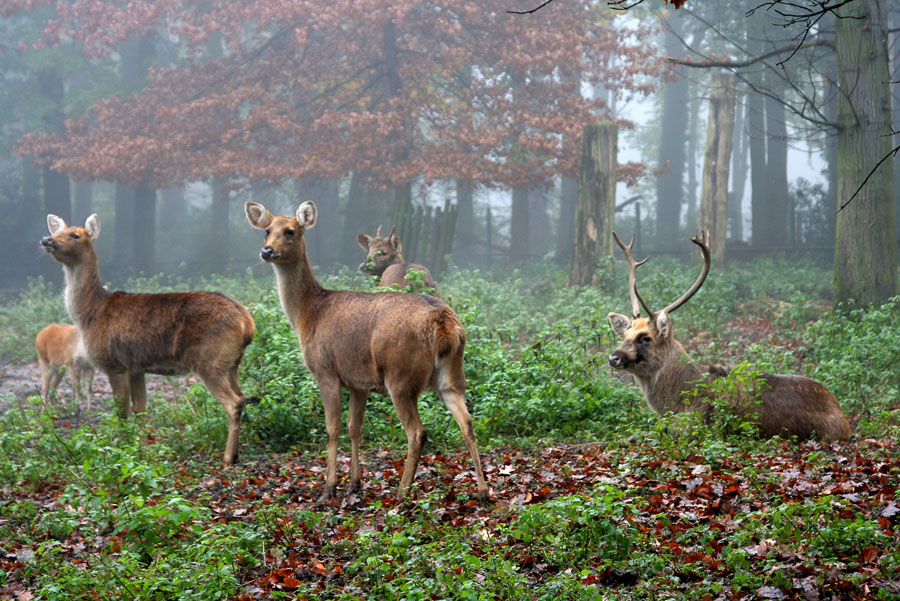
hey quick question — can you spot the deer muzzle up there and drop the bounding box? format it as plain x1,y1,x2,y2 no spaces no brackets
260,246,276,261
41,236,59,251
608,350,631,369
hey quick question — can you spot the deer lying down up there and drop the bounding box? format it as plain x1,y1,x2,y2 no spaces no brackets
358,226,439,294
247,201,487,501
607,231,850,441
41,214,257,465
36,323,95,408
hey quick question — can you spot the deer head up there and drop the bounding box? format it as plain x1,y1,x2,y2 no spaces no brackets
357,225,403,277
607,230,711,378
245,200,317,264
41,214,101,265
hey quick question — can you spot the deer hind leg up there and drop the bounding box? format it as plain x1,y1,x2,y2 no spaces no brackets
317,376,344,502
386,382,427,499
67,360,82,403
81,366,94,413
438,388,489,500
347,388,369,493
197,365,245,466
107,371,131,419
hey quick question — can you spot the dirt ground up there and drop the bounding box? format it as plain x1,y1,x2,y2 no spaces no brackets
0,360,194,417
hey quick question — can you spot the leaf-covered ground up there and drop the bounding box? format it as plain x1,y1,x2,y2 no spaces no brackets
2,429,898,600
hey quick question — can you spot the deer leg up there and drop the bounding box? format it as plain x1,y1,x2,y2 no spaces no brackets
317,377,343,502
107,371,131,419
387,386,426,499
82,367,94,413
197,367,245,466
39,359,51,402
439,389,489,500
48,368,64,402
130,372,147,415
347,388,369,494
68,361,82,402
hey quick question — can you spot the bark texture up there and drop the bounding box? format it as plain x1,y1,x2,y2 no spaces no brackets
699,73,735,268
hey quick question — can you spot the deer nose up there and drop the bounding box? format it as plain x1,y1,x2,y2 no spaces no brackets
41,236,58,249
608,352,626,369
260,246,275,261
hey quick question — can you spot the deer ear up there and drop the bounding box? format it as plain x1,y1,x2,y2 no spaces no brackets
608,313,631,338
656,310,672,339
245,201,272,229
84,214,100,240
47,214,67,234
357,234,372,251
389,233,402,253
297,201,317,230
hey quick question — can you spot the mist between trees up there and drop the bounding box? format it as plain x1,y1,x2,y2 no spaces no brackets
0,0,897,306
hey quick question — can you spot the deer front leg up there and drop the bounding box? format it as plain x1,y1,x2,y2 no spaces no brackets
318,376,343,502
347,388,369,494
68,361,82,402
108,371,131,419
130,372,147,415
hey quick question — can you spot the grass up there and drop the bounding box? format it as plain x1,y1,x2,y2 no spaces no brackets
0,257,898,599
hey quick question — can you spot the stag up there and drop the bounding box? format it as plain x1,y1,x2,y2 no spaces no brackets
246,201,488,501
607,231,850,440
357,225,439,294
41,214,257,464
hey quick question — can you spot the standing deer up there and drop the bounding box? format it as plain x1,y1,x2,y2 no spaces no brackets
607,231,850,440
247,201,488,501
41,214,257,465
36,323,95,408
357,226,439,294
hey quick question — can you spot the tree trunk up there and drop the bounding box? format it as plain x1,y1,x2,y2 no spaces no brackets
655,11,688,249
510,186,530,262
833,0,899,306
729,94,748,241
299,177,340,270
569,122,617,287
37,66,71,223
686,81,700,236
209,179,229,273
764,86,790,246
114,184,135,270
748,90,767,247
555,174,578,265
454,178,475,264
699,73,735,268
74,181,92,221
341,172,369,266
133,183,157,274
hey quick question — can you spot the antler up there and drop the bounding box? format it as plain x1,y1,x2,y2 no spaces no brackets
376,225,383,238
612,231,651,320
657,229,711,318
388,225,397,238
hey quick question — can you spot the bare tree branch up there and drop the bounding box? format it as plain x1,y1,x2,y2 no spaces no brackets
837,144,900,213
667,39,832,68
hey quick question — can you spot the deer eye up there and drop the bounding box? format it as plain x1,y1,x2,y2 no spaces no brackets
70,233,80,239
637,334,651,345
265,229,270,236
285,229,294,237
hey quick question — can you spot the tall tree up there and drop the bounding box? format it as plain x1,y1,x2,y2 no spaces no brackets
833,0,898,305
13,0,660,244
655,10,689,248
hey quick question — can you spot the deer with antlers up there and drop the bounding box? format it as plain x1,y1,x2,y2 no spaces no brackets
247,201,488,501
357,225,439,294
607,231,850,440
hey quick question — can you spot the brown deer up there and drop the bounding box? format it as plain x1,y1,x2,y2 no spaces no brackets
36,323,95,408
357,226,439,294
607,231,850,440
246,201,488,501
41,214,257,465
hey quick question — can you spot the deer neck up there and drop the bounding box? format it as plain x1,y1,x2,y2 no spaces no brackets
633,339,704,414
271,240,324,334
62,246,108,327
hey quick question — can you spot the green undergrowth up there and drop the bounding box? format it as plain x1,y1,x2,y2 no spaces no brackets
1,259,898,598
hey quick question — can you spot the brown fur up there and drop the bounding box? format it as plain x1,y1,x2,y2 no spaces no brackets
248,201,487,501
607,314,851,440
357,228,439,294
41,214,256,465
35,323,95,408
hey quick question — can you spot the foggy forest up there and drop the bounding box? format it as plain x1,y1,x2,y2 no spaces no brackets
0,0,898,599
